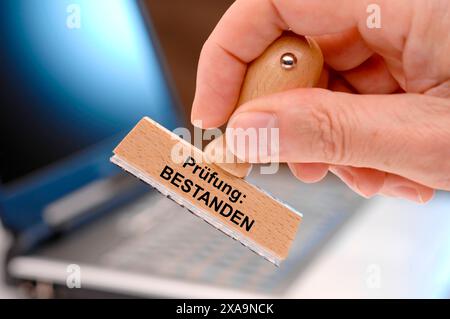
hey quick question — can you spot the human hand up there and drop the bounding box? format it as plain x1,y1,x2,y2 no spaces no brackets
191,0,450,203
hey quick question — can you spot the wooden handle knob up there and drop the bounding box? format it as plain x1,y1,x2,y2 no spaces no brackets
205,32,323,177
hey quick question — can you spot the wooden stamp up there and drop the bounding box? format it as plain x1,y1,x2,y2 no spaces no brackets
112,116,302,265
111,32,323,265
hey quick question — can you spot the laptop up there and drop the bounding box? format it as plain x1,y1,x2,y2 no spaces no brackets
0,0,368,298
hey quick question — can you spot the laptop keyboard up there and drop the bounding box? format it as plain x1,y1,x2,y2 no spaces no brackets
99,167,366,294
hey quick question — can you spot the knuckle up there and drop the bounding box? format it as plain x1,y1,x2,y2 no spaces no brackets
420,99,450,190
306,94,351,163
434,137,450,190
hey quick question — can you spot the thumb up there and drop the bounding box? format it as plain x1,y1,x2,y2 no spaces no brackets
226,88,450,191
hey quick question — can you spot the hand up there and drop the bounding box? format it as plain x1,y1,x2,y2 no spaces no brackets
191,0,450,203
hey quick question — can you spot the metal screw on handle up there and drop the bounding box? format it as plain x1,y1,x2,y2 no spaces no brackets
280,53,297,70
205,34,323,178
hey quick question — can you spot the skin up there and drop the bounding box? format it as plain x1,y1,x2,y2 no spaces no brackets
191,0,450,203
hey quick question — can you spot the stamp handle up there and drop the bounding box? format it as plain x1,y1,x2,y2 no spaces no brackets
205,32,324,177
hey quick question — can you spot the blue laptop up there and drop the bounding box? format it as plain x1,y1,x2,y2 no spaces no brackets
0,0,366,298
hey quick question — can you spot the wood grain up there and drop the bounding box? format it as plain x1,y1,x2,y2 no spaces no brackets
113,117,302,262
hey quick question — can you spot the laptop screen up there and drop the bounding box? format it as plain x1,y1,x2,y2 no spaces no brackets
0,0,180,187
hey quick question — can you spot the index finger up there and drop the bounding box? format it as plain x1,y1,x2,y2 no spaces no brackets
191,0,410,128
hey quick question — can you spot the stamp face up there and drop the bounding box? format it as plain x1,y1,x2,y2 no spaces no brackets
160,157,256,232
112,117,302,263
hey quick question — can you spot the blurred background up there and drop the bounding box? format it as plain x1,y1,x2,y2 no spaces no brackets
146,0,235,121
0,0,450,299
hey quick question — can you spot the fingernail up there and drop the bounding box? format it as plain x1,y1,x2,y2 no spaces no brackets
226,112,278,162
391,186,423,203
228,111,278,130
